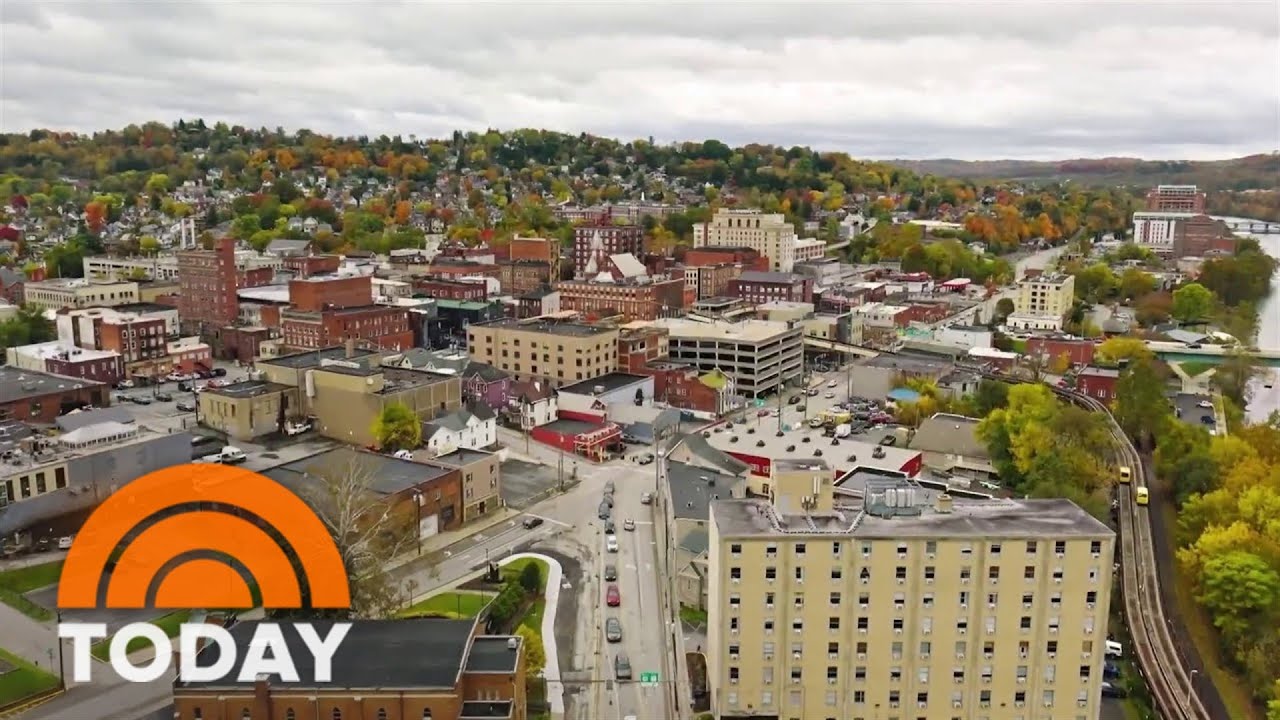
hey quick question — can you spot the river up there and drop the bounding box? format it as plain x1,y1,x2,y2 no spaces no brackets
1215,217,1280,423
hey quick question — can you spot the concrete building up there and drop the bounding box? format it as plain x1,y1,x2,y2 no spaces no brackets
423,447,504,522
729,271,814,305
707,460,1115,720
1132,212,1192,254
82,254,180,281
655,317,803,398
558,372,656,416
1145,184,1205,213
172,617,525,720
934,325,994,350
465,317,620,389
5,342,123,386
198,380,298,441
694,209,799,272
793,237,827,264
0,367,107,425
1008,274,1076,331
111,302,181,337
22,278,139,311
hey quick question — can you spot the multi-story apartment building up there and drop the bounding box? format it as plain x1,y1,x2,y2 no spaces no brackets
55,307,172,378
1132,212,1192,254
82,254,180,281
729,271,814,305
655,317,802,398
793,237,827,264
684,263,744,300
573,224,644,277
1008,274,1076,331
5,342,124,386
694,209,799,272
22,279,139,311
498,259,554,296
1145,184,1205,213
707,460,1115,720
176,238,274,335
280,275,414,352
554,276,687,321
465,317,619,389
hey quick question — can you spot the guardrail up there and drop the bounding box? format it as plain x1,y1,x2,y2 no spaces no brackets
980,371,1209,720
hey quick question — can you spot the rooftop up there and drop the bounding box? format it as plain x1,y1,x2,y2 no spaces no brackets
712,494,1113,540
111,302,177,315
701,417,920,475
653,317,798,343
27,278,135,290
265,447,453,497
0,367,103,406
236,285,292,304
177,619,477,690
738,270,805,284
430,447,496,467
204,380,292,399
559,372,651,396
260,346,379,370
473,317,615,337
667,461,744,521
8,341,118,363
464,636,523,673
908,414,990,459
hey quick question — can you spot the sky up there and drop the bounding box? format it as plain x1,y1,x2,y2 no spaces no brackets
2,1,1278,161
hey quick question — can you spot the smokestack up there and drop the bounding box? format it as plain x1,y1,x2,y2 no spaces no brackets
345,338,356,359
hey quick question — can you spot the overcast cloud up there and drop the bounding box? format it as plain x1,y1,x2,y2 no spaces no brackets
1,1,1277,160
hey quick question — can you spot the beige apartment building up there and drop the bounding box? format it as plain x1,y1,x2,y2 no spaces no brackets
694,209,799,272
707,460,1115,720
1008,274,1076,331
465,316,619,389
22,279,140,311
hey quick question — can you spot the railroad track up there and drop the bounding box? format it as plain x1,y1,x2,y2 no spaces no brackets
977,371,1208,720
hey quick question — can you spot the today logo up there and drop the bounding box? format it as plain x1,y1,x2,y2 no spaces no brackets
56,464,352,683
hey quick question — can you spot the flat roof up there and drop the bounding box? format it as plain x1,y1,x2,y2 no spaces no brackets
265,447,453,497
702,418,919,475
260,346,379,369
861,353,956,374
10,341,118,363
559,372,651,396
0,366,102,406
472,317,615,337
237,285,291,303
111,302,177,314
667,461,743,521
738,270,805,284
205,380,292,399
654,317,796,343
177,619,476,690
465,636,522,673
712,495,1113,540
430,447,496,467
542,418,610,436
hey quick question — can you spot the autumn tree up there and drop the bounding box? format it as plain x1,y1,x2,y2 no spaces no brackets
393,200,412,225
372,402,421,451
83,201,107,234
1118,268,1157,301
1112,358,1169,450
1096,336,1152,365
516,625,546,675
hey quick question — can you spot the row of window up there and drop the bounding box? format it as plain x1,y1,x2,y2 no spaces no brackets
722,687,1089,712
730,539,1103,557
725,610,1096,638
2,467,69,504
730,638,1094,662
729,587,1100,611
190,709,434,720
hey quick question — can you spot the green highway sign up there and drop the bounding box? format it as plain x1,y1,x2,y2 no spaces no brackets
641,671,660,686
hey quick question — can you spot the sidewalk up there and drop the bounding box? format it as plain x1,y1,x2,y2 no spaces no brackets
384,507,521,573
0,598,56,669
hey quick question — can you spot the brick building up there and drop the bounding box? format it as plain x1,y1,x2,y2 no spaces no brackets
0,366,107,424
289,275,374,312
426,260,503,282
281,305,413,351
555,276,687,322
282,253,341,278
618,325,670,373
171,617,526,720
509,236,561,279
682,262,743,300
56,307,171,380
1173,215,1237,258
5,342,124,386
498,260,553,296
683,246,769,272
414,278,488,301
573,223,644,276
1026,336,1096,367
728,271,814,304
1076,366,1121,402
1146,184,1206,213
176,238,273,335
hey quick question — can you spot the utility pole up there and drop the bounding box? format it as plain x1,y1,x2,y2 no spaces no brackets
557,445,565,492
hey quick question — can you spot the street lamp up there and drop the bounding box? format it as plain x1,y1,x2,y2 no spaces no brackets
411,490,423,556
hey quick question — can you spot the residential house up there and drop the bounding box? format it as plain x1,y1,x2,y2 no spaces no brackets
461,362,511,409
507,379,558,429
906,413,997,480
422,403,498,456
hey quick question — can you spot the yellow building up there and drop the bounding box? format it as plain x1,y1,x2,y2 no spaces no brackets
22,279,140,311
465,316,619,389
198,381,298,442
1008,274,1076,331
707,459,1115,720
694,209,799,272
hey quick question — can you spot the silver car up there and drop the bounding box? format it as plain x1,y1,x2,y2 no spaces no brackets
606,617,623,642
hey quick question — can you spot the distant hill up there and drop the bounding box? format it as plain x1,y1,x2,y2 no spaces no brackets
887,154,1280,191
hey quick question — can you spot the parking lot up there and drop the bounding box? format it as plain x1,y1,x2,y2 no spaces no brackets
499,458,566,509
1173,392,1217,431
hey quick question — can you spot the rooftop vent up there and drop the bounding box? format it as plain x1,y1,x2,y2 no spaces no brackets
935,493,954,514
507,637,519,651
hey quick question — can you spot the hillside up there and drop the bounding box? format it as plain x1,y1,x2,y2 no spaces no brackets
889,154,1280,191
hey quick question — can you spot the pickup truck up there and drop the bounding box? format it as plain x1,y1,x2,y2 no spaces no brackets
199,446,248,464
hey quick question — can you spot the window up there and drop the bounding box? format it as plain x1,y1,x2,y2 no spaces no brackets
765,567,776,580
1026,541,1038,553
991,543,1002,554
795,543,806,555
377,711,388,720
422,710,433,720
731,567,741,580
285,712,295,720
332,710,342,720
1024,566,1036,580
829,617,840,630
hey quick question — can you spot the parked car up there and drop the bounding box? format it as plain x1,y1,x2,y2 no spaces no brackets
606,584,620,606
604,519,615,534
606,535,619,553
788,395,801,405
605,617,623,642
636,453,654,465
131,395,152,405
807,388,819,396
1101,681,1127,698
57,536,74,550
154,392,173,402
604,563,618,581
176,401,196,412
623,518,635,531
522,516,544,530
827,380,838,388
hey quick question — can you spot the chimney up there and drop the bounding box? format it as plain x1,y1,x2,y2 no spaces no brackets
253,674,272,720
935,493,954,514
345,338,356,359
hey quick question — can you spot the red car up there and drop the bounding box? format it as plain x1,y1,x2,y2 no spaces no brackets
606,583,621,607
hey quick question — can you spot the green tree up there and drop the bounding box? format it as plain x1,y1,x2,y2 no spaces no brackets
971,380,1010,417
519,562,542,594
138,235,159,255
516,625,546,675
1171,282,1216,324
1072,262,1117,303
1198,550,1280,640
372,402,421,451
1096,336,1152,365
1118,268,1157,301
1112,358,1169,450
993,298,1015,325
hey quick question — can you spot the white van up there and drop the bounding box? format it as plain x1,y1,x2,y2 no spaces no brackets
834,424,852,439
1105,639,1123,657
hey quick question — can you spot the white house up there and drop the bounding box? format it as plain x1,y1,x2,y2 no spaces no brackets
510,379,558,429
421,403,497,456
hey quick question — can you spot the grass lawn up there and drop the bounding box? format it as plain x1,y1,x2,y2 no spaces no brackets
0,561,63,623
0,647,60,707
399,591,491,619
1160,503,1262,720
519,598,545,633
501,558,549,592
680,605,708,627
90,610,191,662
1179,360,1215,377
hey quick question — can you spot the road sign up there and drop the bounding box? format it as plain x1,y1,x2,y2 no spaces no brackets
640,671,660,686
